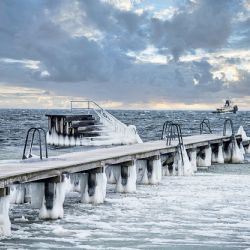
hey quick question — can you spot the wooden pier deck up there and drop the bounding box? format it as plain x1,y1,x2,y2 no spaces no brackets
0,133,248,188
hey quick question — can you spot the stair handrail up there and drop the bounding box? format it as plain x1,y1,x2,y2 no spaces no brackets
70,101,135,136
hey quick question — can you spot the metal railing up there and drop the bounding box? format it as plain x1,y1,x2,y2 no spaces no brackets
200,119,212,134
70,100,136,137
22,127,48,160
161,121,184,164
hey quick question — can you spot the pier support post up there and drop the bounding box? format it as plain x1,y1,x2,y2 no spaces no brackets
80,167,107,204
187,149,197,172
106,165,117,184
115,160,136,193
161,153,175,176
9,184,25,204
39,175,67,220
197,145,212,169
231,138,244,163
0,187,11,236
137,156,162,184
211,143,224,164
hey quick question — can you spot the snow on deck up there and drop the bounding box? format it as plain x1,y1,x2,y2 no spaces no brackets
0,134,247,187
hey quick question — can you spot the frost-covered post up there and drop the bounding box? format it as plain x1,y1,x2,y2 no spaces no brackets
115,160,136,193
0,187,11,236
187,149,197,172
211,143,224,164
197,145,212,168
39,175,67,220
136,155,162,184
80,167,107,204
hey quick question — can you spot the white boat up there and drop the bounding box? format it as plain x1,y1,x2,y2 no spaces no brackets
213,99,238,114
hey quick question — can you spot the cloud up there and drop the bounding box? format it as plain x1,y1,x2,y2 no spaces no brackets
150,0,235,60
0,0,249,109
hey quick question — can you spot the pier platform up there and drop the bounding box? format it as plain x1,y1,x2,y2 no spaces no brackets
0,133,248,188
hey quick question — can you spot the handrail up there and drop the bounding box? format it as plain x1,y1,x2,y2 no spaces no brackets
70,100,138,138
161,121,173,139
22,127,48,160
161,121,184,164
223,118,235,136
200,119,212,134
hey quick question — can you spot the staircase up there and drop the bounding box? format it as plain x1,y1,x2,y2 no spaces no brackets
46,101,142,146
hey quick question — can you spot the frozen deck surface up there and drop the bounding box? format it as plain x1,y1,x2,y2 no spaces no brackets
0,134,246,187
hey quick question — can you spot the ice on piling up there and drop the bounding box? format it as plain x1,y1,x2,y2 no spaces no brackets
188,150,197,172
115,162,137,193
9,184,25,204
212,144,224,164
173,146,193,176
136,158,162,184
39,181,67,219
0,196,11,236
80,173,107,204
231,138,244,163
197,146,212,168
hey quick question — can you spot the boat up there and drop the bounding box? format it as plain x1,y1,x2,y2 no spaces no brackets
212,99,238,114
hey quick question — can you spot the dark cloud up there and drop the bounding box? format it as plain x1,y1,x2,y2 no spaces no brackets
151,0,235,60
0,0,249,107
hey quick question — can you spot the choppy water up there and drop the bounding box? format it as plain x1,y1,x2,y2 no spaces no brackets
1,109,250,249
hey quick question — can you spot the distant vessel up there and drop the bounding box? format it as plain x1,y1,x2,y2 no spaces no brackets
213,99,238,114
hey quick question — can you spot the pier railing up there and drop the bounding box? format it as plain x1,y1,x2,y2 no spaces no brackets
70,100,138,139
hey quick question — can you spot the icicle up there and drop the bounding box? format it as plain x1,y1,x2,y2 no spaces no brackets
70,173,81,192
106,166,117,184
231,138,244,163
188,150,197,172
197,145,212,168
147,156,162,184
0,196,11,236
115,162,136,193
80,172,107,204
39,180,67,219
9,184,25,204
212,144,224,164
173,146,193,176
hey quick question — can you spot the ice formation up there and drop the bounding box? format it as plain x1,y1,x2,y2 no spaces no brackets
0,196,11,236
231,138,244,163
136,158,162,184
70,173,81,192
173,146,193,176
106,166,117,184
9,184,25,204
31,183,44,209
197,146,212,168
115,162,137,193
212,144,224,164
188,150,197,172
237,126,249,141
46,123,142,147
39,181,67,219
80,172,107,204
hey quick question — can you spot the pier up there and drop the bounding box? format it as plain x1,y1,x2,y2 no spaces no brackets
0,131,249,236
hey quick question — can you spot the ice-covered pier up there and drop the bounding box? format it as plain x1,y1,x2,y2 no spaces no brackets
0,132,250,236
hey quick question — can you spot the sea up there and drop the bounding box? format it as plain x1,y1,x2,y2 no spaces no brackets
0,109,250,249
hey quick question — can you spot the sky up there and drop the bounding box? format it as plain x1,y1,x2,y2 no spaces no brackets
0,0,250,110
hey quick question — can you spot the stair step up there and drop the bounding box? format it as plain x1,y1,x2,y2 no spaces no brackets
65,115,95,122
71,120,98,128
